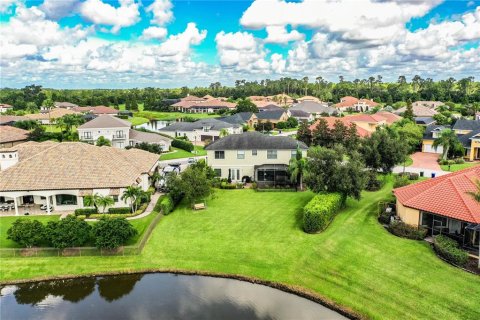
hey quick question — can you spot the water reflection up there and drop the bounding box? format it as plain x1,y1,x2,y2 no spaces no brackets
1,273,347,320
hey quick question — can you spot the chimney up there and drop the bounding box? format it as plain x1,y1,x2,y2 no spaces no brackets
0,149,19,171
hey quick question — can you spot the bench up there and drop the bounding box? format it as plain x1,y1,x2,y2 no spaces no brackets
193,203,206,210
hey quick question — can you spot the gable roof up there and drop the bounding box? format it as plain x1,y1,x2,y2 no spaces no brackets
394,166,480,223
395,105,438,117
309,117,371,137
0,115,27,125
346,114,387,123
78,115,131,129
458,129,480,148
25,108,78,120
129,129,172,143
375,111,403,124
0,142,159,192
256,110,287,120
205,132,307,150
289,109,311,118
160,118,237,132
219,112,256,125
415,117,436,125
453,119,480,131
290,101,336,114
257,103,283,111
0,125,29,144
422,124,451,139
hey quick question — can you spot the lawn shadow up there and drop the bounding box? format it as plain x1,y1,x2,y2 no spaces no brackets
293,206,304,231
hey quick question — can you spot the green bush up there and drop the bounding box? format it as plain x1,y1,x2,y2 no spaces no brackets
45,216,92,249
365,171,383,191
388,221,427,240
220,182,236,189
7,219,46,248
74,208,98,216
92,217,137,249
172,139,194,152
393,175,409,188
434,235,469,267
454,158,465,164
160,194,174,215
107,207,131,214
302,193,345,233
408,173,419,180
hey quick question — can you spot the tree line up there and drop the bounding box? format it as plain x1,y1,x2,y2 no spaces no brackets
1,76,479,113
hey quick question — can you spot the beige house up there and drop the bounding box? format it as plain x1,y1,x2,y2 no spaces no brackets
205,132,307,185
0,126,29,148
25,108,79,125
0,141,159,215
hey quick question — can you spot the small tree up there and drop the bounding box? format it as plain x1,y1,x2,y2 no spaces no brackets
235,99,259,113
92,217,137,249
288,148,306,190
180,166,214,207
433,129,463,160
96,136,111,147
403,100,414,120
96,195,115,213
83,194,100,212
7,219,45,248
297,121,312,146
121,186,143,213
45,216,92,249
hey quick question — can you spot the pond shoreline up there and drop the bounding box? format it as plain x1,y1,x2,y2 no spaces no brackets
0,269,362,320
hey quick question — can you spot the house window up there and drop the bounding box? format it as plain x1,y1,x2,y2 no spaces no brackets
112,195,119,202
56,194,77,206
252,150,257,156
267,150,277,159
215,151,225,159
291,150,297,159
116,130,124,138
83,132,92,139
203,127,210,132
237,150,245,159
214,168,221,177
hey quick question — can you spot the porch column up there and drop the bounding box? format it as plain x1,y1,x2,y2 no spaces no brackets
46,195,51,215
13,196,19,216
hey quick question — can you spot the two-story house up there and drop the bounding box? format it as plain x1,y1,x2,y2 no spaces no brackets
205,132,308,186
78,115,172,150
158,118,242,143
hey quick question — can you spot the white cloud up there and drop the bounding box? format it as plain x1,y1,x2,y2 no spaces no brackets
40,0,79,19
141,26,168,40
80,0,140,33
146,0,173,26
264,26,304,44
215,31,270,72
155,22,206,60
0,0,19,13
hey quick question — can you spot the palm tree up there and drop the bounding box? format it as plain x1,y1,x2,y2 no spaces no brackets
432,129,462,160
288,147,306,190
83,194,100,212
96,195,115,213
466,179,480,203
219,128,229,138
121,186,143,213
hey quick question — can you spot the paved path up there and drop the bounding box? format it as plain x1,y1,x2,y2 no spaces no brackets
85,192,163,221
392,166,449,177
410,152,443,171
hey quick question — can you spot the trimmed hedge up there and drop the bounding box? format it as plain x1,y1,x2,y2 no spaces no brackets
108,207,131,214
220,182,236,189
172,139,194,152
388,221,427,240
74,208,98,216
303,193,345,233
434,235,469,267
160,195,174,215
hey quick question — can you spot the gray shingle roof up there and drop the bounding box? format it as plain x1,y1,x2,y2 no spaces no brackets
289,109,311,117
415,117,436,125
205,132,308,150
129,129,172,143
78,115,131,129
160,118,237,132
453,119,480,131
219,112,254,125
457,129,480,148
256,110,286,120
423,124,451,139
290,101,336,114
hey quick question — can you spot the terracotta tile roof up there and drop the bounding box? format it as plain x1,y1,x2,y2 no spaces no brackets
202,95,215,100
0,125,29,144
253,101,279,109
394,166,480,223
0,142,159,192
191,99,236,109
375,111,403,124
78,115,131,129
334,96,378,108
346,114,387,123
0,115,27,125
248,96,268,101
395,105,438,117
297,96,321,102
309,117,371,137
0,103,13,109
25,108,78,120
0,141,57,160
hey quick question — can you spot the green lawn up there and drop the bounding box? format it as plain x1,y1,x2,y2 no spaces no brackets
160,146,206,160
1,184,479,319
127,116,149,126
118,103,145,111
440,162,479,172
404,156,413,167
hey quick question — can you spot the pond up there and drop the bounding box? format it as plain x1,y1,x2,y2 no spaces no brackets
0,273,347,320
135,120,171,131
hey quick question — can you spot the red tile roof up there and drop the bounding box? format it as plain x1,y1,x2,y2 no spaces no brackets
394,166,480,223
375,111,403,124
333,96,379,108
309,117,371,137
346,114,387,123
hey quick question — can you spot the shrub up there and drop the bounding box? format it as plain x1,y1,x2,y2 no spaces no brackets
454,158,465,164
92,217,137,249
107,207,131,214
302,193,345,233
393,175,409,188
135,203,148,215
251,182,258,190
160,195,174,215
408,172,419,180
171,139,194,152
388,221,427,240
365,171,383,191
75,208,98,216
220,182,236,189
433,235,469,267
7,219,45,248
45,216,92,249
235,183,244,189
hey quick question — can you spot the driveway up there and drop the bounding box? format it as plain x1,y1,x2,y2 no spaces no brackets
410,152,442,171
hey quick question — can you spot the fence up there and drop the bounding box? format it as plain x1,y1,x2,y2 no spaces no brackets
0,205,165,258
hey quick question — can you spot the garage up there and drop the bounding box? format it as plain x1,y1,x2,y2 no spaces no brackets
423,144,443,154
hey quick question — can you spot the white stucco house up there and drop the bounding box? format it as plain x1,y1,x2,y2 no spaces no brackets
78,115,172,150
158,118,242,143
0,141,160,215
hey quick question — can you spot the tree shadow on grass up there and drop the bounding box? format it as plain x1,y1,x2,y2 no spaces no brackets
293,207,304,231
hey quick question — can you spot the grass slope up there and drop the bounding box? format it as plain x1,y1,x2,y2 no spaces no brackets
0,184,479,319
160,146,206,160
440,162,479,172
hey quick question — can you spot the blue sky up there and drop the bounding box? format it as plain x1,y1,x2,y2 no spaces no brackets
1,0,480,88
